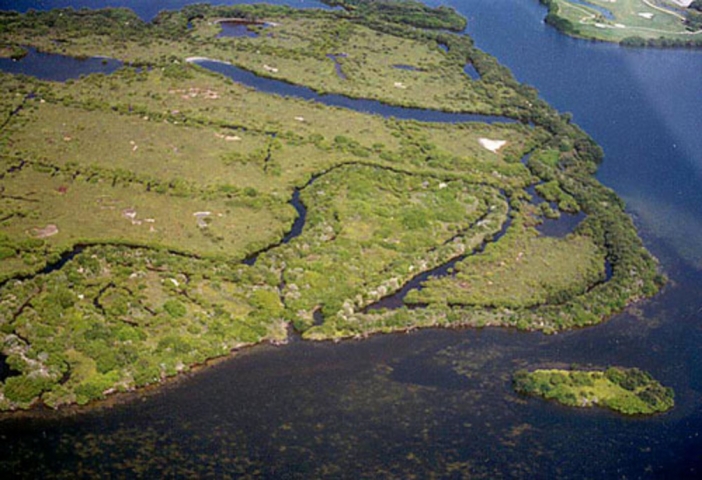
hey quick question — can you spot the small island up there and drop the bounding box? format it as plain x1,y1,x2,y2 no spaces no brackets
513,367,675,415
541,0,702,47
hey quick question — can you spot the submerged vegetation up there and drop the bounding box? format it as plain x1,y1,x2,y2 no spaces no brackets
513,368,675,415
0,1,663,410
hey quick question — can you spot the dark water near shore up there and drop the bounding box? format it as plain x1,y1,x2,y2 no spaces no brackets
2,0,702,478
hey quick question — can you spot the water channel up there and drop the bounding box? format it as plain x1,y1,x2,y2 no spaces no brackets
1,0,702,477
189,58,515,123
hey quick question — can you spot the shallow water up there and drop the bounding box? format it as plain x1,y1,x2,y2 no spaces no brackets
0,47,121,80
1,0,702,478
218,22,259,37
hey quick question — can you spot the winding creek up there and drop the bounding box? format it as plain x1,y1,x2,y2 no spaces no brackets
364,207,513,311
189,57,515,123
1,0,702,477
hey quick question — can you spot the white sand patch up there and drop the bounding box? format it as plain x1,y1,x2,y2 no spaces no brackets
615,23,626,28
638,12,654,19
594,23,607,28
194,211,212,228
478,138,507,153
185,56,213,63
393,82,406,89
122,208,137,219
32,224,59,239
263,64,278,73
215,132,241,141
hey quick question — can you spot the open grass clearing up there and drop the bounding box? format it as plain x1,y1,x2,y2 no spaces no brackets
0,168,294,262
9,102,270,190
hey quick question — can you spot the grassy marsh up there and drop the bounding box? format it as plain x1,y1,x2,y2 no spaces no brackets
0,3,664,410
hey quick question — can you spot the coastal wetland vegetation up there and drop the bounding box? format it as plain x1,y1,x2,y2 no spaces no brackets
0,1,664,410
513,367,675,415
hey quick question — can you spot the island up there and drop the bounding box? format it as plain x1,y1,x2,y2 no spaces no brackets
0,0,664,410
513,367,675,415
540,0,702,47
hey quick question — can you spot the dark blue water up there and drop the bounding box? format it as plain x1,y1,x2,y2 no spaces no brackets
326,53,347,79
449,0,702,271
218,22,259,37
2,1,702,478
193,58,515,123
0,47,121,80
463,62,480,79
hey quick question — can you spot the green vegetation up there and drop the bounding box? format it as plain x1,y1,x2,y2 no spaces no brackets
540,0,702,47
406,219,606,308
0,2,663,410
513,367,674,414
0,245,288,409
321,0,467,31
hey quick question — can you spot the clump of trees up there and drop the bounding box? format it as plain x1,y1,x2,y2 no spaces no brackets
513,367,674,415
321,0,466,32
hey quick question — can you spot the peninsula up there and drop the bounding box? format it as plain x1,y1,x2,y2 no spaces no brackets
541,0,702,46
0,0,663,410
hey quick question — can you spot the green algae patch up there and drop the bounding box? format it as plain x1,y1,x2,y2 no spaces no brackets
513,367,674,415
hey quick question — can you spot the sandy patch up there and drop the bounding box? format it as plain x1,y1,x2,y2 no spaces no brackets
185,56,213,63
638,12,654,19
215,132,241,141
393,82,406,89
122,208,137,220
615,23,626,28
194,211,211,228
478,138,507,153
169,87,220,100
263,64,279,73
32,224,59,238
